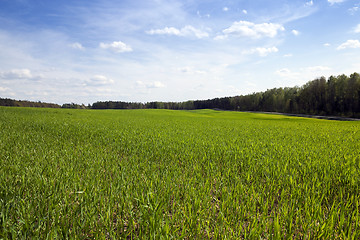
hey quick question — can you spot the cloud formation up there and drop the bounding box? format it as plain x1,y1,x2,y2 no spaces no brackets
0,0,359,104
100,41,132,53
85,75,114,86
337,39,360,50
220,21,285,39
136,81,165,89
70,42,84,50
0,69,43,80
146,25,209,39
244,47,279,57
306,66,331,72
348,6,359,14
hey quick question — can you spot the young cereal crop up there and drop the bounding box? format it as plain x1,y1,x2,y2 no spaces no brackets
0,107,360,239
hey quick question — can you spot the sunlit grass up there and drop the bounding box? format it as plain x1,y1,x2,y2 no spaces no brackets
1,107,359,239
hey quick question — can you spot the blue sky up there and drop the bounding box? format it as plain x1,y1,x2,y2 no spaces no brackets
0,0,359,104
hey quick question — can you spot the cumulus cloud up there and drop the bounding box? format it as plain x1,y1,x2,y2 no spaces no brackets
146,25,209,39
220,21,285,39
223,7,229,12
324,43,331,47
136,81,165,89
70,42,84,50
242,9,248,14
328,0,346,5
292,30,300,36
337,39,360,50
244,47,279,57
0,69,43,80
85,75,114,86
99,41,132,53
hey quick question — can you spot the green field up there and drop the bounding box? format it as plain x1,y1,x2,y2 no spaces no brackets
1,107,360,239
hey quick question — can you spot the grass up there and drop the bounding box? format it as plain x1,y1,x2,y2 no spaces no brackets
1,107,360,239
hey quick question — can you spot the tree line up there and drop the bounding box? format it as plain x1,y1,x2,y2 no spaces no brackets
0,99,89,109
0,98,61,108
1,72,360,118
92,73,360,118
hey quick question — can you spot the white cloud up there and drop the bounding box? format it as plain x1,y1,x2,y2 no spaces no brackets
99,41,132,53
354,24,360,33
242,9,248,14
221,21,285,39
306,66,331,72
147,27,180,35
1,69,32,79
283,53,293,57
85,75,114,86
223,7,229,12
0,69,43,80
349,6,359,14
328,0,346,5
70,42,84,50
136,81,165,89
324,43,331,47
305,1,314,6
292,30,300,36
244,47,279,57
180,26,209,38
337,39,360,50
146,25,209,39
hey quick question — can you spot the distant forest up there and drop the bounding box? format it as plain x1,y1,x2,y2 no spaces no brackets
1,72,360,118
0,98,60,108
92,73,360,118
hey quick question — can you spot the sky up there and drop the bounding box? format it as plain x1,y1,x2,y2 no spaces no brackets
0,0,360,104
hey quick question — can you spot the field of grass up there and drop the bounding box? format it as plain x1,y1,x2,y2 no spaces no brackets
1,107,360,239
